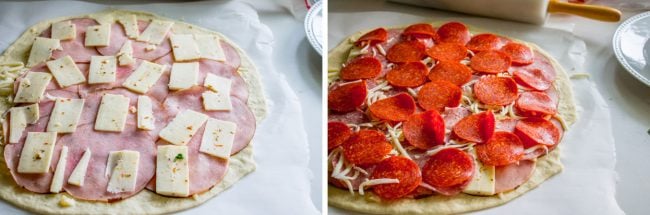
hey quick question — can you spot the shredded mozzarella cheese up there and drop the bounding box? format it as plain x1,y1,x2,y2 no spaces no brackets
359,178,400,195
570,72,591,79
385,122,411,159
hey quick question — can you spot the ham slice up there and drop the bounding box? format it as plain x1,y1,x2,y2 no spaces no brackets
328,110,368,125
494,160,536,193
96,23,128,56
47,19,101,63
442,106,471,130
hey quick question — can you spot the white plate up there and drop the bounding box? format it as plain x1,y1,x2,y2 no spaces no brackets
613,11,650,86
304,0,323,55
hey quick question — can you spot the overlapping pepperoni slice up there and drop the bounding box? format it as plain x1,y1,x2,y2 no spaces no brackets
355,28,388,47
369,93,416,122
328,121,352,151
386,40,426,63
452,111,495,143
328,81,367,113
417,81,462,112
370,156,422,200
469,50,512,74
403,110,445,149
342,130,393,166
436,22,471,45
427,61,472,86
515,91,557,116
513,69,553,91
475,132,524,166
403,23,437,39
386,62,428,87
340,57,382,80
466,33,503,53
426,42,468,62
474,76,518,106
514,117,561,148
422,148,474,188
501,43,534,65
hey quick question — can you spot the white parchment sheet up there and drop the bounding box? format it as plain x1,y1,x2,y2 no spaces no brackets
0,1,318,214
329,9,623,215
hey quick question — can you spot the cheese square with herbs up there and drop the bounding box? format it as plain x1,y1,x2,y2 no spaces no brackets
169,62,199,90
117,14,139,39
170,34,201,61
156,145,189,197
122,61,166,94
47,98,85,133
195,34,226,61
106,150,140,193
159,110,208,145
13,71,52,103
137,96,155,130
88,56,117,84
137,20,173,45
202,74,232,111
199,118,237,159
9,104,39,144
46,56,86,88
17,132,58,174
94,94,130,132
84,24,111,47
68,147,91,186
117,40,135,66
26,37,61,67
51,21,76,40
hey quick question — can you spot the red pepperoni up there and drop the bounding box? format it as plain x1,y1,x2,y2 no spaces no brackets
515,91,557,116
501,43,534,66
436,22,471,45
427,61,472,86
342,130,393,166
340,57,382,80
426,42,468,62
328,81,367,113
452,111,495,143
355,28,388,47
422,148,474,188
386,62,428,87
371,156,422,200
466,34,503,53
481,110,496,141
470,50,512,74
386,40,426,63
476,132,524,166
514,117,561,148
403,110,445,150
328,121,352,151
369,93,416,122
512,51,556,91
474,76,518,106
403,23,437,39
417,81,462,112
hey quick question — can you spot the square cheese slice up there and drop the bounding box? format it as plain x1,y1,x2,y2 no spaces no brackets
122,61,166,94
94,94,130,132
9,104,39,144
117,40,135,66
202,74,232,111
168,62,199,90
13,71,52,103
137,96,155,130
68,147,91,186
85,24,111,47
27,37,61,67
50,146,68,193
195,34,226,62
170,34,201,61
463,149,496,195
159,110,208,145
51,21,76,40
88,56,117,84
117,14,139,39
47,98,85,133
156,145,189,197
199,118,237,159
17,132,58,174
137,20,173,45
106,150,140,193
46,56,86,88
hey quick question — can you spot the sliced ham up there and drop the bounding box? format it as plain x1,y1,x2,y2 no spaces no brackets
199,59,248,102
48,19,101,63
442,106,471,130
328,110,368,125
496,118,519,132
96,23,128,56
131,21,172,61
494,159,536,193
221,40,241,69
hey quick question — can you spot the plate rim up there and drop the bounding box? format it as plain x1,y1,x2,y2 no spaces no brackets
612,11,650,86
304,0,323,55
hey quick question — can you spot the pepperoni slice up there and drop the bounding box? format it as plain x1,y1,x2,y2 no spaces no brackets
403,110,445,150
427,61,472,86
370,156,422,200
474,76,518,106
355,28,388,47
515,91,557,116
452,111,495,143
340,57,382,80
501,43,534,66
386,40,426,63
475,132,524,166
422,148,474,188
417,81,462,112
470,50,511,74
369,93,416,122
436,22,471,45
328,121,352,151
386,62,428,87
403,23,437,39
426,42,468,62
466,34,503,53
342,130,393,166
514,117,561,148
481,110,496,141
328,81,367,113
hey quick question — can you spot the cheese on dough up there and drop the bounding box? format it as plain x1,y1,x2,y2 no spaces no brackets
94,94,130,132
463,149,496,195
202,74,232,111
8,104,39,144
168,62,199,90
156,145,189,197
26,37,61,67
88,56,117,84
84,24,111,47
117,14,139,39
122,61,166,94
51,21,76,40
170,34,201,61
137,20,173,45
199,118,237,159
117,40,135,66
47,98,85,133
137,96,154,130
50,146,68,193
159,110,208,145
13,71,51,103
195,34,226,61
17,132,58,174
46,56,86,88
67,147,91,186
106,150,140,193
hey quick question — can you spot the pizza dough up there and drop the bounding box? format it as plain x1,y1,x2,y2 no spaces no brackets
327,22,577,214
0,10,266,214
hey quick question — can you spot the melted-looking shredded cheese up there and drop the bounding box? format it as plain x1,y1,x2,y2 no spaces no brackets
552,114,569,130
359,178,400,195
425,143,474,156
570,72,591,79
385,122,411,159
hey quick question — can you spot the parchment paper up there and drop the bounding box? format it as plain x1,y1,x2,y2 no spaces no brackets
0,1,318,214
329,6,623,215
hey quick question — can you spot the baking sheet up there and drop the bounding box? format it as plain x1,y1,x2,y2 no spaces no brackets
0,1,318,214
329,6,623,215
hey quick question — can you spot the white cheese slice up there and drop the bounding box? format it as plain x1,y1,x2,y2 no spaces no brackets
26,37,61,67
88,56,117,84
13,72,52,103
195,34,226,61
159,110,208,145
51,21,76,40
47,98,85,133
17,132,57,174
94,94,130,132
106,150,140,193
137,96,155,130
137,20,173,45
202,74,232,111
168,62,199,90
122,61,166,94
50,146,68,193
155,145,189,197
8,104,39,144
463,149,496,196
117,40,135,66
84,24,111,47
117,14,139,39
46,56,86,88
170,34,201,61
199,118,237,159
67,147,91,186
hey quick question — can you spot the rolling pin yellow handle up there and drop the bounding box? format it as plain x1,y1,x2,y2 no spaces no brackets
548,0,622,22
